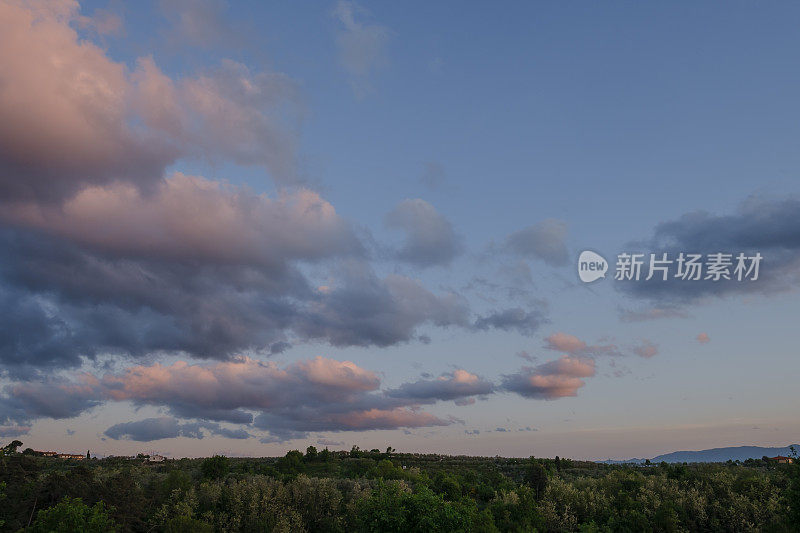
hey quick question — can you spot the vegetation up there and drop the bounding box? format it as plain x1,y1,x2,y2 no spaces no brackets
0,441,797,532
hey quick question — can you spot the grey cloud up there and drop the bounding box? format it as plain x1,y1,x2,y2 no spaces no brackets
332,1,390,96
293,265,470,348
105,417,201,441
2,356,463,442
168,405,254,425
269,341,292,355
386,370,494,403
618,196,800,303
0,226,472,373
506,219,569,266
386,199,462,267
474,307,546,336
103,417,251,442
420,162,447,191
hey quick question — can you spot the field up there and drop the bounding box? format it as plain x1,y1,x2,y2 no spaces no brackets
1,445,798,532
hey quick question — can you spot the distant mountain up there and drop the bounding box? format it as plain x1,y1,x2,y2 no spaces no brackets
597,458,647,465
651,445,798,463
600,444,799,464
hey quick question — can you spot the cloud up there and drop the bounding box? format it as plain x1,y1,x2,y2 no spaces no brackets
506,219,569,266
419,162,447,191
632,340,659,358
474,307,546,336
2,173,360,267
0,221,474,373
291,265,471,348
0,425,30,438
617,195,800,304
332,1,390,96
0,0,172,202
543,332,622,357
0,0,532,380
2,356,472,442
386,199,462,267
103,416,251,441
131,57,302,185
159,0,242,49
696,332,711,344
544,332,586,353
105,417,199,441
502,355,596,399
516,351,537,363
78,7,124,37
0,0,302,204
386,369,494,403
618,306,690,322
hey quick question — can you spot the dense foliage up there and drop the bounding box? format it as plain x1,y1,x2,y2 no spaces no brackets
0,443,797,532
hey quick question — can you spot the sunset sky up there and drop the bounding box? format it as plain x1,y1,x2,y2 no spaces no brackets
1,0,799,460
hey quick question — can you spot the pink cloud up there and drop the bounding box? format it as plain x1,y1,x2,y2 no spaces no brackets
544,332,587,353
632,340,659,358
543,332,621,357
2,173,359,266
0,0,300,203
6,355,461,440
503,355,596,399
697,333,710,344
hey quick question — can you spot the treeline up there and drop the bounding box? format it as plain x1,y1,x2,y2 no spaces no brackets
1,442,799,532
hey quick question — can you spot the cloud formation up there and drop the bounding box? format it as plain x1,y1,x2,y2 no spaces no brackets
502,355,596,399
618,195,800,303
2,173,360,267
104,416,252,441
386,370,494,403
543,332,622,357
2,356,486,442
506,219,569,266
386,199,462,267
474,307,546,336
632,340,659,359
332,1,390,96
0,0,301,203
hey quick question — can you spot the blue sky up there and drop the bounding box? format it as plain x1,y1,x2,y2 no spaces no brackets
0,0,798,460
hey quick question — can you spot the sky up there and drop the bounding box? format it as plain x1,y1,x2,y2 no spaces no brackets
0,0,799,461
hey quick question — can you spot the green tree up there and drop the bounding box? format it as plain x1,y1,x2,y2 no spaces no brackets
200,455,230,480
305,445,318,462
31,497,117,533
525,458,548,499
356,482,473,532
165,515,214,533
277,450,305,475
787,446,800,527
